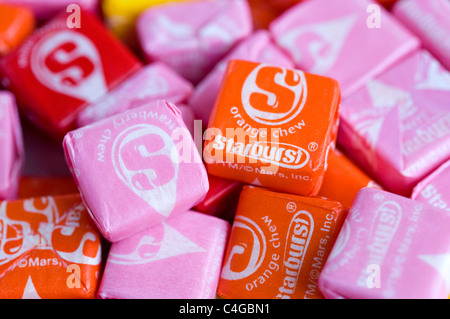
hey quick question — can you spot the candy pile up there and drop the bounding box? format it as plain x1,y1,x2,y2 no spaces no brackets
0,0,449,300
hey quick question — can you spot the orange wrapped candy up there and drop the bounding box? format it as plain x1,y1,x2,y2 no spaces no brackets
318,149,380,208
0,194,102,299
217,186,348,299
203,60,341,197
0,4,34,56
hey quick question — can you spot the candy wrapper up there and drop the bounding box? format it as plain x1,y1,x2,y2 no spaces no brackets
98,210,229,299
411,159,450,212
0,9,142,138
188,30,294,125
0,91,24,201
0,194,103,299
63,100,209,242
393,0,450,71
217,186,348,299
204,59,341,197
77,63,193,127
270,0,420,97
319,187,450,299
338,50,450,196
318,149,380,208
137,0,253,85
0,3,34,56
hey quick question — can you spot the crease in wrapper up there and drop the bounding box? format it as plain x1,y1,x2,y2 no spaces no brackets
63,100,209,242
319,187,450,299
338,50,450,196
97,210,230,299
188,30,294,125
269,0,420,98
0,195,103,299
77,62,193,127
136,0,253,85
411,159,450,212
0,91,24,200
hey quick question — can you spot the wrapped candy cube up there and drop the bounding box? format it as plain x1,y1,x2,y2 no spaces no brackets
411,159,450,212
63,100,209,242
77,63,193,127
0,4,34,56
137,0,253,85
97,210,229,299
0,91,24,201
189,30,294,125
0,195,103,299
203,59,341,197
270,0,420,97
0,9,142,138
0,0,99,20
217,186,348,299
338,50,450,196
319,187,450,299
393,0,450,71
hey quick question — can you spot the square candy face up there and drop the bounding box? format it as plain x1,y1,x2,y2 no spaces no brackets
63,100,209,242
0,91,24,200
97,211,230,299
0,9,142,138
188,30,294,125
393,0,450,71
411,160,450,212
0,195,103,299
76,63,193,127
203,59,341,197
338,50,450,196
319,188,450,299
270,0,420,97
217,186,348,299
137,0,253,84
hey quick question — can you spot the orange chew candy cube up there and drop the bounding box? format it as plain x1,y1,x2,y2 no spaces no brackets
0,4,34,56
0,195,102,299
203,60,340,196
217,186,348,299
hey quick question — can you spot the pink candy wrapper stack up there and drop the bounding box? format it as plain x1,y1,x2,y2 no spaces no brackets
188,30,294,125
98,210,229,299
393,0,450,71
77,63,193,127
338,50,450,196
0,91,24,200
270,0,420,97
137,0,253,85
319,187,450,299
63,100,208,242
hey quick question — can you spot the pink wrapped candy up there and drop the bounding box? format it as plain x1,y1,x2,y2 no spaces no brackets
188,30,294,125
137,0,252,85
0,91,24,200
319,187,450,299
338,50,450,196
77,63,193,127
393,0,450,71
412,159,450,212
63,100,209,242
97,210,230,299
270,0,420,97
